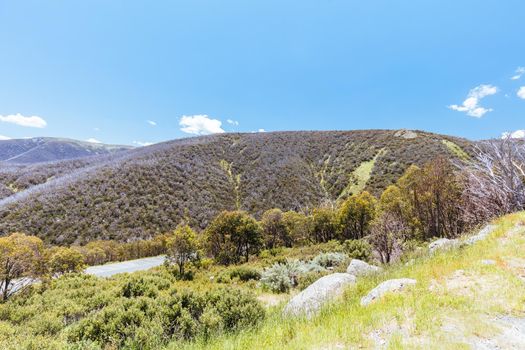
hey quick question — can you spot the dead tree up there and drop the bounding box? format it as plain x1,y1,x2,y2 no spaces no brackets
460,138,525,225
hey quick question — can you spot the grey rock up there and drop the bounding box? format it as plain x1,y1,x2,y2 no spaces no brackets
283,273,356,318
346,259,382,277
464,225,497,246
428,238,460,253
394,130,418,139
361,278,417,306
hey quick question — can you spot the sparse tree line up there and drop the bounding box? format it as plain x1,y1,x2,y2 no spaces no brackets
1,139,523,301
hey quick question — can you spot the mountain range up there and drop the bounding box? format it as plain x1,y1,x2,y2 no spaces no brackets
0,130,474,244
0,137,131,164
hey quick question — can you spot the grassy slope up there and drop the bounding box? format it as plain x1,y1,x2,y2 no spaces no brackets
176,212,525,350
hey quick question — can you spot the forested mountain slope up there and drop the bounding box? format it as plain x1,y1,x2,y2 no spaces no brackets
0,137,131,164
0,130,473,244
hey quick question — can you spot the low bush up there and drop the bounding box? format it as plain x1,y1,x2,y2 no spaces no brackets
343,239,372,261
260,259,328,293
228,266,261,282
260,263,294,293
68,288,264,348
312,252,348,268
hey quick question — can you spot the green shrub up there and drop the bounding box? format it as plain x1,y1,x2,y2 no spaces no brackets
312,252,348,268
343,239,372,261
260,263,293,293
68,297,161,349
204,288,265,331
165,262,195,281
68,287,264,348
260,260,326,293
121,277,159,298
320,239,344,253
228,266,261,282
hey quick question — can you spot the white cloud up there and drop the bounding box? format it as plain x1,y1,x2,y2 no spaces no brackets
502,130,525,139
517,87,525,100
258,129,266,132
227,119,239,126
511,67,525,80
448,84,498,118
147,120,157,126
86,138,102,144
133,141,154,147
93,127,100,131
0,135,11,140
179,115,225,135
0,113,47,128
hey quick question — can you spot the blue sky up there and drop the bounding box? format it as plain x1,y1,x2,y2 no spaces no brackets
0,0,524,145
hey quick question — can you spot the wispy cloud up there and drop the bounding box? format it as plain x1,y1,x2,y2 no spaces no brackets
448,84,498,118
86,138,102,144
502,130,525,139
147,120,157,126
518,87,525,100
511,67,525,80
133,141,154,147
179,115,225,135
0,135,11,140
227,119,239,126
0,113,47,128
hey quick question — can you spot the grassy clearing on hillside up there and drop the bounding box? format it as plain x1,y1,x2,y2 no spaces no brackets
338,150,384,200
174,212,525,350
442,139,471,162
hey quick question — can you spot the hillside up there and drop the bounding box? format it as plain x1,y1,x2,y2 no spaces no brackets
0,130,474,244
0,137,131,164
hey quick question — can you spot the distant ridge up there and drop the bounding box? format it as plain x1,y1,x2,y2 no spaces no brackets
0,137,132,164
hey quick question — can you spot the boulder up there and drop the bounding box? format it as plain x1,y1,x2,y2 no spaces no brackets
464,225,497,245
283,273,356,318
346,259,382,277
360,278,417,306
428,238,459,253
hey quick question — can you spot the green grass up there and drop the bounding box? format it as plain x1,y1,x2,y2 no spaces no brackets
442,139,471,162
173,212,525,350
339,150,384,200
219,159,242,209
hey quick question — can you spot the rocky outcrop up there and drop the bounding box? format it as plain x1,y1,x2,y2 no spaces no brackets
428,238,459,253
361,278,417,306
464,225,497,245
346,259,382,277
283,273,356,318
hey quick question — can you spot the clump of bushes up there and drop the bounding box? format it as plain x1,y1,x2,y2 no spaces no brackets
312,252,348,268
68,288,264,348
217,266,261,283
0,272,265,350
260,263,295,293
260,252,348,293
343,239,372,261
229,266,261,282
